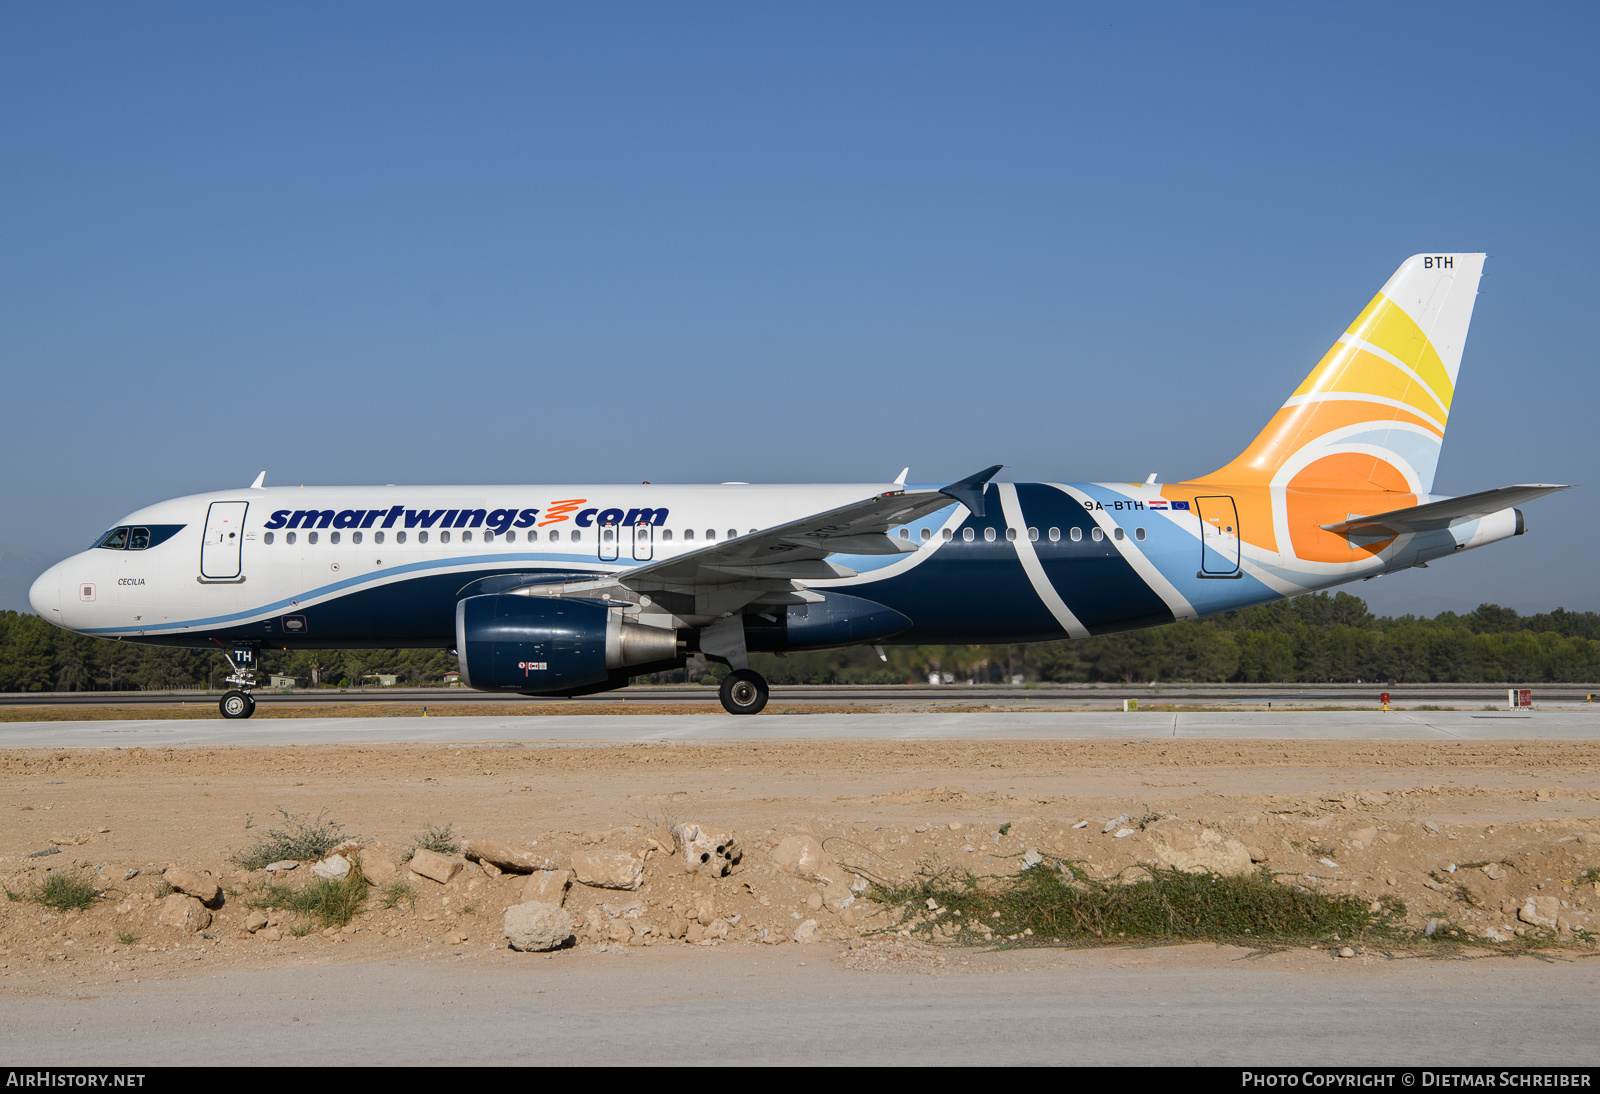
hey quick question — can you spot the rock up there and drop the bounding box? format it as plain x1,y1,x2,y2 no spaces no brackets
245,910,268,933
156,894,212,932
311,854,351,880
1102,814,1129,834
163,868,220,906
1423,821,1441,834
1518,897,1560,929
356,847,398,886
1356,791,1390,806
1143,820,1254,876
806,892,824,912
123,868,139,880
409,849,464,885
570,849,644,891
259,926,283,942
1350,827,1377,849
1480,863,1507,881
520,869,571,906
463,839,557,874
673,823,742,877
504,902,575,951
1246,845,1268,863
770,835,854,909
1021,850,1043,868
1338,947,1356,958
793,919,821,943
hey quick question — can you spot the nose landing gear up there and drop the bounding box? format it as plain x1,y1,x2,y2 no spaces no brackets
215,642,261,719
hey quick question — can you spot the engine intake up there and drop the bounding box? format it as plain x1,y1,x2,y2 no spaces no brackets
455,594,679,693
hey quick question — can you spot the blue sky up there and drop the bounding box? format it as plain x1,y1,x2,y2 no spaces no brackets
3,3,1597,618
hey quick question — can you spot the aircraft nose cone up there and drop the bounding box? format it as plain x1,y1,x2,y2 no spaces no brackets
29,564,61,620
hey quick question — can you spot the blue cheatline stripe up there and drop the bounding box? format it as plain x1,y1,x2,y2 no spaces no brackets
1014,484,1174,633
849,485,1066,641
1066,482,1279,617
81,552,620,635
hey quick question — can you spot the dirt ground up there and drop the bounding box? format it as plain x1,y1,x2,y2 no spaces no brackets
3,737,1599,992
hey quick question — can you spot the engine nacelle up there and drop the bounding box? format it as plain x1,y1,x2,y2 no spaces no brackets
455,594,680,693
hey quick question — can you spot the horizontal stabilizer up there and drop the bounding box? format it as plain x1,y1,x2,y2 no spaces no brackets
1321,484,1570,535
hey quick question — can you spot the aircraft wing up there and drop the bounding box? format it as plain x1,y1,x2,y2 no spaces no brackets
615,482,972,591
1320,484,1570,536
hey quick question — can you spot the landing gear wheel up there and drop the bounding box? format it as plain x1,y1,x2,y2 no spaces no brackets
220,690,255,719
719,669,769,716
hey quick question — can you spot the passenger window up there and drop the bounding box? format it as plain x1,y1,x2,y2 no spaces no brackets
1091,527,1103,542
899,528,910,540
920,528,931,542
706,530,716,541
286,532,297,545
441,530,452,544
1005,528,1017,542
1070,527,1081,542
551,530,560,542
684,529,694,541
984,528,996,542
504,530,515,543
1028,527,1039,541
330,531,341,544
748,529,756,535
728,529,737,539
462,530,472,542
418,531,428,544
1113,527,1124,541
1135,527,1146,541
602,528,614,543
264,532,274,545
962,528,975,542
375,531,385,545
352,532,362,545
396,532,406,544
943,528,953,541
308,532,319,545
128,527,150,550
662,530,673,541
570,529,580,542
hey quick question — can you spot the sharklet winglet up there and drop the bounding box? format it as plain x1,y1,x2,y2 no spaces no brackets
940,464,1003,518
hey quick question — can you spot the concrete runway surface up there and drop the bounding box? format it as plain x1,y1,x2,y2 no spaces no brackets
5,945,1597,1066
2,708,1597,748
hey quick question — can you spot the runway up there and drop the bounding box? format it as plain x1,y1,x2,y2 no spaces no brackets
3,708,1597,748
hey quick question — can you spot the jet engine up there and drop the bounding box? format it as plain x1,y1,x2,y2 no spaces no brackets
455,594,681,693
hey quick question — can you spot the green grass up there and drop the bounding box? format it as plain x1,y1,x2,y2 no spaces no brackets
874,862,1401,947
411,823,460,856
380,880,416,911
1576,866,1600,886
229,807,348,870
116,930,138,945
29,872,99,912
249,861,368,929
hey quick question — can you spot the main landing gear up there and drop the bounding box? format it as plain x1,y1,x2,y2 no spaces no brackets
718,669,769,716
216,642,261,719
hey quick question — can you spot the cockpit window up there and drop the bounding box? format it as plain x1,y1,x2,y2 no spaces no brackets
94,524,185,550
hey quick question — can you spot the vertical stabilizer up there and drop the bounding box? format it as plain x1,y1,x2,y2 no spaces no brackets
1198,253,1485,496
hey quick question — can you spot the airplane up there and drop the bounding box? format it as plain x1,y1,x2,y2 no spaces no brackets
28,253,1567,719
